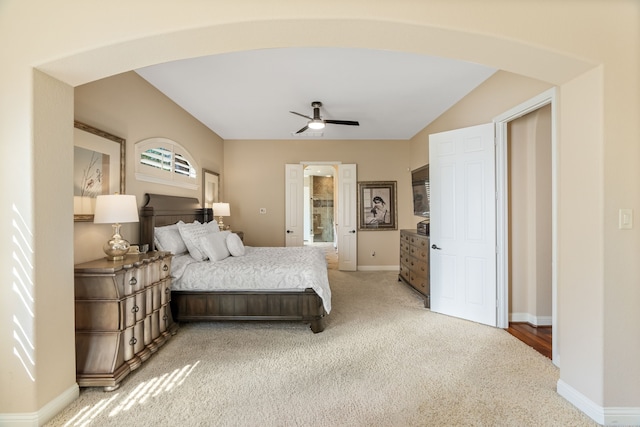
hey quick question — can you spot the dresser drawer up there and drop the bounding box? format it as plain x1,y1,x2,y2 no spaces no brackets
410,246,428,262
123,322,145,362
75,300,122,331
399,262,411,282
410,271,429,294
75,331,125,375
159,257,172,279
399,230,430,306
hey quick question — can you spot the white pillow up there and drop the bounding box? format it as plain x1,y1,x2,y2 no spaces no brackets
226,232,245,257
200,231,231,262
154,221,187,254
177,221,220,261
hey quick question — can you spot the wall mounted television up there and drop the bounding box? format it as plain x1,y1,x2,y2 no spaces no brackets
411,165,430,218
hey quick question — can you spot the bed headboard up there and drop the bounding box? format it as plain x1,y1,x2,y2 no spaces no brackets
139,193,213,250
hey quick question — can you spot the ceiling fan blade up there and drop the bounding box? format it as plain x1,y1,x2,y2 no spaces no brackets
295,125,309,134
290,111,312,120
324,119,360,126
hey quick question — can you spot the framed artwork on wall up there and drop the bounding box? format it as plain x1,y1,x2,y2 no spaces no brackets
73,121,125,222
358,181,397,230
202,169,220,209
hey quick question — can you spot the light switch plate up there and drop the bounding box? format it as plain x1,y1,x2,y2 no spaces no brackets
619,209,633,229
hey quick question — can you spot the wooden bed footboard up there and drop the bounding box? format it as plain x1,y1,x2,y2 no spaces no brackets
171,288,327,333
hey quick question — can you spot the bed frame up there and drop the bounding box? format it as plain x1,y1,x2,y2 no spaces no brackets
139,193,327,333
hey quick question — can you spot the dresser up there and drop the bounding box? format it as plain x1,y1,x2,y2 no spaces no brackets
74,251,177,391
399,229,430,308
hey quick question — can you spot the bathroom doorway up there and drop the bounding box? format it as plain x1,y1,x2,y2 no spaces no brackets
304,164,336,245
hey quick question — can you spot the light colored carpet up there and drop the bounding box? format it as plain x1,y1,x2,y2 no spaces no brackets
46,271,596,426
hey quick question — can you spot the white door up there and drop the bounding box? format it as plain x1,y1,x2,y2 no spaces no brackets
285,164,304,246
429,123,497,326
337,164,357,271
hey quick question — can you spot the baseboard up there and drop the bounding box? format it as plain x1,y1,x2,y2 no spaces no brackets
509,312,552,326
357,265,399,271
0,383,79,426
557,379,640,426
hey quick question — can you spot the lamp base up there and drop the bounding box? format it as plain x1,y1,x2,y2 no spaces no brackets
218,216,225,231
103,223,131,261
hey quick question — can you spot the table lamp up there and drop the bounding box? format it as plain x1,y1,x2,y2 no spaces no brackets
212,202,230,230
93,194,139,260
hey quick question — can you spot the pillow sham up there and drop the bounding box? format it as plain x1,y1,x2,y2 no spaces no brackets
226,232,245,257
177,221,220,261
154,221,187,254
200,231,231,262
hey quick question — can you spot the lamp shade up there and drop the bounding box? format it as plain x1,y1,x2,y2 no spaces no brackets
212,202,230,217
94,194,139,224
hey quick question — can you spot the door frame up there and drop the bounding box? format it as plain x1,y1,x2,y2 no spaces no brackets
494,88,558,365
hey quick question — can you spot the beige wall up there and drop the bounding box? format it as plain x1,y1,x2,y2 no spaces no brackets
33,70,77,417
2,1,639,424
508,105,552,325
73,72,224,264
410,71,553,223
77,73,414,268
224,139,412,267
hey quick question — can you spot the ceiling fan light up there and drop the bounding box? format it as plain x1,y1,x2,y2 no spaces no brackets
308,120,325,130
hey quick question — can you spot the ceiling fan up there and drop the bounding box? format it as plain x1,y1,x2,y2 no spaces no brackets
290,101,359,134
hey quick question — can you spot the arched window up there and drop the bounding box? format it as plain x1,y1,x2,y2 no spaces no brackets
135,138,198,189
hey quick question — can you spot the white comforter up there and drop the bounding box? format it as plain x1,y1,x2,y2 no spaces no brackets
171,246,331,313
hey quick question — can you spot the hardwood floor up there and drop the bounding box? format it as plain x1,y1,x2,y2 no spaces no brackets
506,323,552,359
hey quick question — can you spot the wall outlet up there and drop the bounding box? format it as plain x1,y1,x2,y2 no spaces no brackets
259,208,267,214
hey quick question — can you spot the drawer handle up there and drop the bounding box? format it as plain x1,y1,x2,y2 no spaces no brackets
132,305,139,313
163,315,168,321
162,264,169,272
165,287,170,294
129,277,137,286
129,337,137,346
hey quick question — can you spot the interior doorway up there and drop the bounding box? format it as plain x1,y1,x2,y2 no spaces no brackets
506,104,553,358
495,88,557,365
303,164,339,269
304,164,336,245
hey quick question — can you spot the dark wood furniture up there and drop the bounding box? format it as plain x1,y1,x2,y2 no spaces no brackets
399,229,430,308
74,251,176,390
139,193,327,333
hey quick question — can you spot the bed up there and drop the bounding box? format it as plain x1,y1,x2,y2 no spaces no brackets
139,193,330,333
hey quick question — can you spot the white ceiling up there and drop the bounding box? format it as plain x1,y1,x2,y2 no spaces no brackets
135,47,496,140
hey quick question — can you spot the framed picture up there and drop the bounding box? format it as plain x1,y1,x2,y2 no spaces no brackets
73,121,125,222
358,181,397,230
202,169,220,209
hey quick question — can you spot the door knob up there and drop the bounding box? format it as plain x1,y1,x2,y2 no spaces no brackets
431,244,441,250
349,230,356,234
286,230,293,234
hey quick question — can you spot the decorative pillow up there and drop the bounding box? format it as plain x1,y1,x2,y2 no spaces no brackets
177,221,220,261
154,221,187,254
226,232,245,257
200,231,231,262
